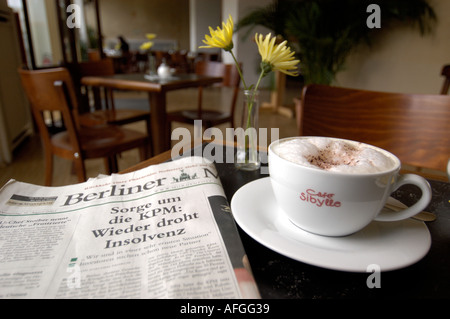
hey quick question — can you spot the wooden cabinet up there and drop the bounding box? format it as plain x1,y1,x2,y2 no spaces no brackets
0,4,32,165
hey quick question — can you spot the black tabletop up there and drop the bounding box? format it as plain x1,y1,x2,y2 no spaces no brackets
213,154,450,299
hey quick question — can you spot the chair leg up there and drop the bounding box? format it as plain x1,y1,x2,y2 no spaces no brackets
103,158,111,174
139,145,148,162
73,157,87,183
203,122,213,139
167,121,172,145
193,121,203,140
106,155,118,173
44,150,53,186
145,119,153,156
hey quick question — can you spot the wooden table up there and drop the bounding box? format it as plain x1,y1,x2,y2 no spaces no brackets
121,143,450,300
81,73,222,154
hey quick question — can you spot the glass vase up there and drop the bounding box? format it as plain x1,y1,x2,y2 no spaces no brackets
235,90,261,171
148,53,157,77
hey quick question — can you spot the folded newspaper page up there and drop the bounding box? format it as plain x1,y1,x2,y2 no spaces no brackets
0,157,259,299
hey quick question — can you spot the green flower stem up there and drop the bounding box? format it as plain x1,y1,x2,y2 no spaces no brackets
241,69,265,163
229,50,248,90
245,69,265,130
228,49,266,164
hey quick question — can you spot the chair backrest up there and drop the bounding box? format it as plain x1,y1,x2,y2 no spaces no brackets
195,60,241,87
298,84,450,173
225,63,241,122
72,58,116,111
65,58,115,87
440,64,450,94
18,68,82,154
195,60,226,86
78,58,115,77
195,60,241,121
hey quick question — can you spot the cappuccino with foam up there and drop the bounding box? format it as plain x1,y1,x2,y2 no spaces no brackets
268,136,432,236
272,137,397,174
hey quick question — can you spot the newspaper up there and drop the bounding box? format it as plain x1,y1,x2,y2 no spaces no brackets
0,157,259,299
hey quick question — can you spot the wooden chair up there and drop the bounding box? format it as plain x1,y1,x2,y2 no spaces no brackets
439,65,450,178
440,64,450,94
167,61,241,131
296,84,450,179
19,67,149,186
73,59,152,152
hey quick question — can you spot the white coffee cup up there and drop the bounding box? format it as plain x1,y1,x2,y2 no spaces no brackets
268,137,432,237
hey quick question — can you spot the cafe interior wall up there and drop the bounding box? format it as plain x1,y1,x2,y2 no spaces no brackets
93,0,274,89
335,0,450,95
96,0,449,95
89,0,191,50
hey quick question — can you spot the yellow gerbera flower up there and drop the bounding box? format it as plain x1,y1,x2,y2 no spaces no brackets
140,41,154,51
255,33,299,77
197,15,301,163
199,15,234,52
140,33,156,51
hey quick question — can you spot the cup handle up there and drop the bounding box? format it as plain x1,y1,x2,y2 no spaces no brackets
375,174,432,222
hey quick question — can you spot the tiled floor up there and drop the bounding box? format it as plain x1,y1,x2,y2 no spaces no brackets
0,84,301,187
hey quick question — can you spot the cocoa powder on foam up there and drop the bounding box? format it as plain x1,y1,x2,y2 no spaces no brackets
306,143,361,170
273,137,397,174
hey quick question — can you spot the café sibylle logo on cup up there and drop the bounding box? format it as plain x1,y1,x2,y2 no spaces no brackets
299,189,342,208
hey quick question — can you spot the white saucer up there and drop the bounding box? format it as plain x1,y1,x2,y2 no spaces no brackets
230,177,431,272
